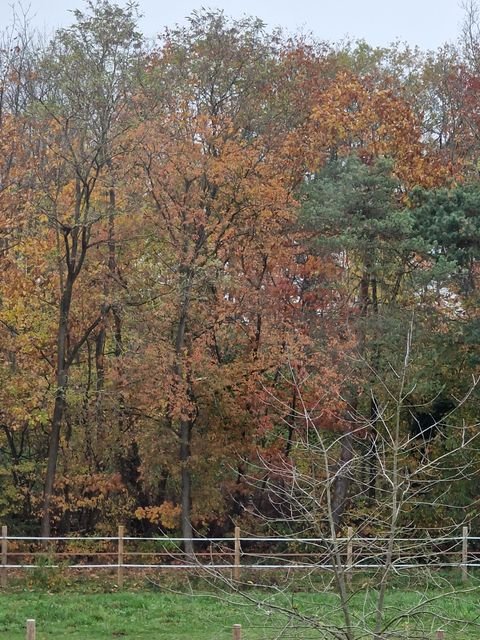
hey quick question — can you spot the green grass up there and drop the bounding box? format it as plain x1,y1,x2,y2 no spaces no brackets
1,581,480,639
0,591,247,639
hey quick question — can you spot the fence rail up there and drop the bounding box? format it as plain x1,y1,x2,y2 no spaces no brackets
1,525,477,587
18,620,452,640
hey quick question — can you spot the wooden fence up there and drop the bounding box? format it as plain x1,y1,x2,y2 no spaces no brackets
1,525,479,588
20,620,450,640
23,620,247,640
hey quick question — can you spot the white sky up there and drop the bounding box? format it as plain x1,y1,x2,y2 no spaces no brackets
1,0,467,50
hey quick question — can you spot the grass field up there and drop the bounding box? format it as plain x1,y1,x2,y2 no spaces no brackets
1,579,480,639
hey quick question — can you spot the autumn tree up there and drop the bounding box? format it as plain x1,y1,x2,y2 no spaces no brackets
0,2,478,542
122,10,334,549
1,0,145,536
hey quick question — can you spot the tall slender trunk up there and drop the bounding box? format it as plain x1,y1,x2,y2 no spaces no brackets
285,388,297,457
368,395,379,503
180,418,194,555
41,179,92,537
41,277,73,538
95,185,121,462
329,265,371,533
174,267,195,555
94,327,106,465
323,430,355,640
368,274,380,504
373,332,410,640
331,431,355,527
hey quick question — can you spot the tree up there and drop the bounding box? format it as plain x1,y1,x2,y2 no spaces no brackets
203,325,480,640
123,10,326,550
300,157,414,517
0,1,478,544
16,0,144,536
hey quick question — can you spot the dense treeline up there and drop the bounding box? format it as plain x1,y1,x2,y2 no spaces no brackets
0,1,478,541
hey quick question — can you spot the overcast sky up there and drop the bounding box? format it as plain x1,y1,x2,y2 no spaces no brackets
3,0,467,50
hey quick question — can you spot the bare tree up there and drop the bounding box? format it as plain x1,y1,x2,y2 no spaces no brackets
193,322,480,640
462,0,480,71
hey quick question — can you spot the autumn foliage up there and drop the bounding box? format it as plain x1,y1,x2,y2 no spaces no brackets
0,2,478,539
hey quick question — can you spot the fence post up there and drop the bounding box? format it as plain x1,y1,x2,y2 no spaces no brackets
436,630,445,640
346,526,353,587
117,525,125,588
26,619,36,640
1,525,7,589
462,526,468,583
233,623,242,640
234,526,241,581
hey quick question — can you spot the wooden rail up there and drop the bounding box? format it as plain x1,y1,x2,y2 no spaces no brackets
0,525,477,588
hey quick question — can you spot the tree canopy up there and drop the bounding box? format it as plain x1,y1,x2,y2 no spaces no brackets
0,1,478,540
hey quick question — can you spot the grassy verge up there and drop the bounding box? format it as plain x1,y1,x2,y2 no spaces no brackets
0,579,479,639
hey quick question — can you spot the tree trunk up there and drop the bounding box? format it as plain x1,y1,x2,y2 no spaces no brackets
95,327,106,456
331,431,355,528
180,418,194,556
368,395,379,503
285,388,297,458
41,200,90,537
368,275,380,504
96,184,124,468
107,186,123,357
41,279,72,537
174,267,195,555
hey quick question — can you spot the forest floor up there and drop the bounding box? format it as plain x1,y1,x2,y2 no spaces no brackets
1,578,479,639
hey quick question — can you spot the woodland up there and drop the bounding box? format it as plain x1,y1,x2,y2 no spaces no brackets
0,0,479,547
